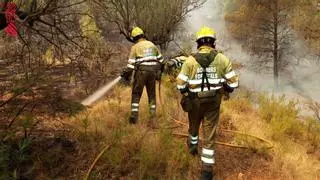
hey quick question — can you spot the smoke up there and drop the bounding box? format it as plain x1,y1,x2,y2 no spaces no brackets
182,0,320,102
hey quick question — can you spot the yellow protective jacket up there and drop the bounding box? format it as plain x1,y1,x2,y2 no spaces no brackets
176,46,239,93
127,39,163,69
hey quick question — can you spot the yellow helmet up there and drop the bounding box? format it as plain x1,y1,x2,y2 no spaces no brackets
196,26,216,41
131,27,144,38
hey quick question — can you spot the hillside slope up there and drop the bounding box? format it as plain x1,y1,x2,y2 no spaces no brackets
1,76,319,179
64,76,319,179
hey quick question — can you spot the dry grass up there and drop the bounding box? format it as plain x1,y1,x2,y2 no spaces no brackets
221,90,320,179
54,76,320,179
69,79,199,179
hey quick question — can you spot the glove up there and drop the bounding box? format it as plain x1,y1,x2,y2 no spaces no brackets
223,84,234,93
121,68,133,81
179,87,189,94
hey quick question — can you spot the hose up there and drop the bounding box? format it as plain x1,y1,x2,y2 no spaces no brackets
83,76,274,179
84,129,150,180
158,80,163,106
219,129,273,149
84,144,111,180
171,132,273,149
170,117,273,149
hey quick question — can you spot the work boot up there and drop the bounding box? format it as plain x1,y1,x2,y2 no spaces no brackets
187,139,198,155
200,170,213,180
189,144,198,155
129,115,137,124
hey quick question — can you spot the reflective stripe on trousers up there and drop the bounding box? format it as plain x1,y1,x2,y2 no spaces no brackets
131,103,139,112
201,148,215,165
187,92,222,167
131,70,157,118
190,135,198,145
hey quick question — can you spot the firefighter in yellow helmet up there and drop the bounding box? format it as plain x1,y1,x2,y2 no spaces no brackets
121,27,164,125
176,26,239,180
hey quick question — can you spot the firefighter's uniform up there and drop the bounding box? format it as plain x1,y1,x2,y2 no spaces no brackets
176,27,239,179
126,27,163,124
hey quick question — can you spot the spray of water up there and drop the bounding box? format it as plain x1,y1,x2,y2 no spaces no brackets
81,76,122,106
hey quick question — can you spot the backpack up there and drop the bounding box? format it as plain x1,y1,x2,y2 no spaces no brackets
194,50,218,92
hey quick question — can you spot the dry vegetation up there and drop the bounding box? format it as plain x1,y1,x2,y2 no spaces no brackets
223,89,320,179
1,0,319,179
0,1,208,178
0,73,319,179
91,0,206,48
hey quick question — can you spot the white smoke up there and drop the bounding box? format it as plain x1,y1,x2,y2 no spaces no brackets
182,0,320,103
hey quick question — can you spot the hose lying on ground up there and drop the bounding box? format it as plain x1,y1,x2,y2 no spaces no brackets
84,144,111,180
170,117,274,149
171,132,273,149
84,129,150,180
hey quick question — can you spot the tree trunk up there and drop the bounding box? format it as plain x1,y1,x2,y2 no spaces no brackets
273,0,279,92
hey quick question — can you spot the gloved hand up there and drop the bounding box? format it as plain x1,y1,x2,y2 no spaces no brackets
223,84,234,93
179,87,189,94
121,68,133,81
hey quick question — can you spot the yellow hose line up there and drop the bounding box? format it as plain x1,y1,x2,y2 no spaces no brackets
84,129,150,180
220,129,274,149
84,144,111,180
171,132,273,149
170,117,274,149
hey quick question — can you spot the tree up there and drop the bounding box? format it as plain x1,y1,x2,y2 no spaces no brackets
91,0,206,49
0,0,116,126
291,0,320,57
225,0,298,90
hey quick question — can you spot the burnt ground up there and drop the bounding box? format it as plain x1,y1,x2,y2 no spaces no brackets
215,146,283,180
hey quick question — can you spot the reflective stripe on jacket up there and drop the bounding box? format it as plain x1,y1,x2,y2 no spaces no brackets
127,39,163,69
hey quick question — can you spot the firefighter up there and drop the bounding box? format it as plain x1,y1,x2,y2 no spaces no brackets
176,26,239,180
121,27,163,125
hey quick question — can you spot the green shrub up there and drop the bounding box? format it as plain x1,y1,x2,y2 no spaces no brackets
0,138,34,179
258,95,304,140
306,117,320,151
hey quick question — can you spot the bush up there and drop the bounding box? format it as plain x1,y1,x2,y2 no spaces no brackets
258,95,304,141
223,97,253,114
0,138,34,179
306,117,320,152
